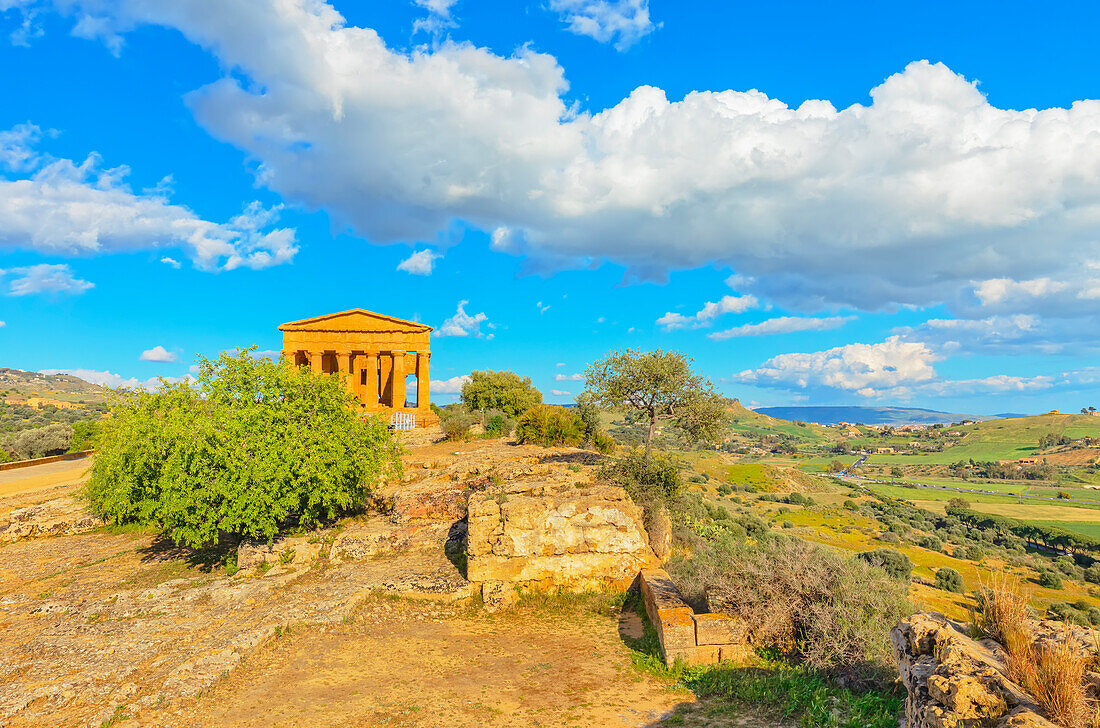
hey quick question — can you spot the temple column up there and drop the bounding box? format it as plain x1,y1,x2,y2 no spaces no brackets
336,350,353,397
416,352,430,412
309,351,323,373
365,352,379,408
391,351,406,410
379,355,393,406
281,350,296,366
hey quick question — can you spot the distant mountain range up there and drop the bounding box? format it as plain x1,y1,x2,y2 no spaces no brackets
752,405,1025,426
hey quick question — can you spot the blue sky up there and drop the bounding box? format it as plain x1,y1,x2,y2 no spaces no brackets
2,0,1100,414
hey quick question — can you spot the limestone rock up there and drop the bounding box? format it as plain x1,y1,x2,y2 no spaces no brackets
0,498,102,544
893,612,1060,728
466,482,656,589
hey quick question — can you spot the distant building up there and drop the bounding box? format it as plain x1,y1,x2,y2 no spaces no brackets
874,447,895,454
26,397,78,410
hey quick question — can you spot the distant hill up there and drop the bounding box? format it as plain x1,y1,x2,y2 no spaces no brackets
752,405,1006,426
0,368,107,403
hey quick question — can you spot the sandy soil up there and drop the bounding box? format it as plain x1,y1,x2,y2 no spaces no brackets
1,436,779,728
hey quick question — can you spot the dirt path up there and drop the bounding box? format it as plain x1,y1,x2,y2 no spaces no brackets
0,456,92,499
153,599,694,728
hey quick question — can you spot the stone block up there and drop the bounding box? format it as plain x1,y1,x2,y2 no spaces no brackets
466,483,654,590
718,644,752,664
482,581,518,613
693,612,746,646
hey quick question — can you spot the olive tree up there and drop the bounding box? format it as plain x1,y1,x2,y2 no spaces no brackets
583,348,726,459
86,348,401,549
460,370,542,417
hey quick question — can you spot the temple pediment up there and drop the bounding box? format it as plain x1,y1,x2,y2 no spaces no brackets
279,309,432,334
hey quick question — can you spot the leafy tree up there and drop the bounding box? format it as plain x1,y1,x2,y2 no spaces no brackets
584,349,726,460
856,547,912,581
460,370,542,418
2,422,73,459
947,497,970,511
86,349,401,549
935,567,964,594
1038,570,1063,589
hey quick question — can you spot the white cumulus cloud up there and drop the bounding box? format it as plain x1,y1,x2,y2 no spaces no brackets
549,0,656,50
22,2,1100,320
435,300,488,337
657,294,758,331
430,373,470,394
0,123,297,270
39,367,180,391
396,249,440,275
737,336,940,397
2,263,93,295
550,389,572,396
160,256,181,268
139,345,177,363
554,373,583,381
709,315,854,340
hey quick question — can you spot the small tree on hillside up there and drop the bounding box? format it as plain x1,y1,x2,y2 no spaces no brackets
460,370,542,418
583,349,726,459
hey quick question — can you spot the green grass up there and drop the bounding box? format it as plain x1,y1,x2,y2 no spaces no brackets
622,598,901,728
683,663,902,728
1043,522,1100,539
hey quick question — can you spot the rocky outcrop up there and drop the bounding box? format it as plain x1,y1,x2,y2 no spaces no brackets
0,498,101,543
467,482,657,599
893,613,1059,728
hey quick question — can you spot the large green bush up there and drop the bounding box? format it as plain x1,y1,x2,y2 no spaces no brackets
856,548,912,582
935,567,965,593
86,349,401,548
673,536,911,687
460,370,542,417
514,404,585,447
1,422,73,459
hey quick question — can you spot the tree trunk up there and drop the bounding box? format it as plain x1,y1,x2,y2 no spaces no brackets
645,414,656,461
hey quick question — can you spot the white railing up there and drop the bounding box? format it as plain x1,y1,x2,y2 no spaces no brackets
390,412,416,431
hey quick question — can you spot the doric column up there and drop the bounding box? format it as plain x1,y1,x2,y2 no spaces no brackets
379,354,392,406
281,350,297,366
336,350,354,396
365,351,379,407
309,351,323,374
391,351,406,410
416,351,430,411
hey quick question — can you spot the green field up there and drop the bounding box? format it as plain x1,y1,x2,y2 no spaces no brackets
868,413,1100,465
1046,522,1100,539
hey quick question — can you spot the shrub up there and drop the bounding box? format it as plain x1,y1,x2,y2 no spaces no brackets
782,521,794,529
69,419,102,451
673,536,911,687
918,534,943,552
856,548,912,582
1085,565,1100,584
86,349,401,549
878,531,900,543
2,422,74,459
842,499,858,511
460,370,542,417
441,410,476,441
598,450,682,507
592,431,616,454
1038,571,1063,589
514,405,585,447
935,567,964,593
480,409,514,438
965,544,986,561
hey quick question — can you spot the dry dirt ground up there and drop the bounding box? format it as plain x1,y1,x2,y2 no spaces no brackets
0,436,776,728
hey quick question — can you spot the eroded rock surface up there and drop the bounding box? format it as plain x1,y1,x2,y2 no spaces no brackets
467,482,656,591
893,612,1059,728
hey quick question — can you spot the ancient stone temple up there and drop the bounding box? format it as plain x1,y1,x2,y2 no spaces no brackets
279,309,438,427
